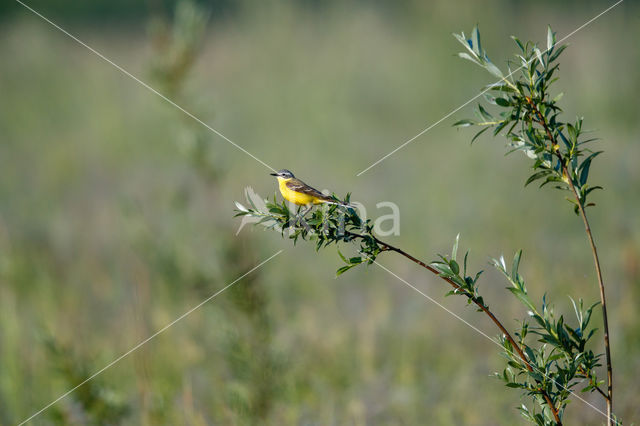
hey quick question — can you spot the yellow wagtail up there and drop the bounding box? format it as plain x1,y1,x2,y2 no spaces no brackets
270,169,347,211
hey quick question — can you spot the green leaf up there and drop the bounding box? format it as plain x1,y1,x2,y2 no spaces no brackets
452,233,460,262
566,325,582,343
567,122,577,142
534,47,544,67
523,346,537,364
234,201,249,212
471,26,481,56
486,82,516,93
453,119,476,128
485,61,504,79
511,36,525,52
491,256,508,273
531,314,545,329
581,383,595,393
495,97,511,107
492,119,509,136
549,44,567,63
511,250,522,282
539,175,563,188
546,26,555,51
507,287,536,313
453,32,473,55
337,249,348,264
458,52,479,64
471,126,490,144
431,262,453,276
477,104,493,121
450,259,460,275
578,151,603,187
578,151,603,172
525,170,551,186
336,265,354,276
583,302,600,329
463,251,469,276
452,32,466,46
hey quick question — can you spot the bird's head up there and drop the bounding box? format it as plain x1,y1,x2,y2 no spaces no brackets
270,169,295,180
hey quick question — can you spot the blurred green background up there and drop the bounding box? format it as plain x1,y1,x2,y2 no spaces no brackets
1,0,639,424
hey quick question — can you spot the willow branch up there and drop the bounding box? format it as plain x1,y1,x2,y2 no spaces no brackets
526,98,613,423
347,232,562,424
577,366,608,400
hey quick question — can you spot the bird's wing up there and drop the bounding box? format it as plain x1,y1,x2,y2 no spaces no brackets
285,178,330,199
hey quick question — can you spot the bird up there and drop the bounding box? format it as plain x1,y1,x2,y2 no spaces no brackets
270,169,347,211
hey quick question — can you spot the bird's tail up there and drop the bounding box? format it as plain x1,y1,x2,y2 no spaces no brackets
321,198,353,208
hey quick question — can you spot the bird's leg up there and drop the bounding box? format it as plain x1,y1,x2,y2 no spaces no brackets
299,205,313,218
293,205,314,230
292,206,303,227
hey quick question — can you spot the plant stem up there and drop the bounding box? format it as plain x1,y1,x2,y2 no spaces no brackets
365,235,562,424
565,173,613,423
526,98,613,423
578,366,608,400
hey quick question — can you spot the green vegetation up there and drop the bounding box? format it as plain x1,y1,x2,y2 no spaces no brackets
1,0,639,424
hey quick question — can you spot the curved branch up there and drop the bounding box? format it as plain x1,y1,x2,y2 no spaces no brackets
353,233,563,424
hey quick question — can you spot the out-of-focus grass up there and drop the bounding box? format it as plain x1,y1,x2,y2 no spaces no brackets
1,1,639,424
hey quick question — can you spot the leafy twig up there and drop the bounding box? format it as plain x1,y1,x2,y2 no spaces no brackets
453,25,614,424
235,198,562,423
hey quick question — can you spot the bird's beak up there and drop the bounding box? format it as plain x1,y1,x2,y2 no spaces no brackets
269,172,278,176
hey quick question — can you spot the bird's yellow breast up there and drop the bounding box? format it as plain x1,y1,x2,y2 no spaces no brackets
278,177,323,205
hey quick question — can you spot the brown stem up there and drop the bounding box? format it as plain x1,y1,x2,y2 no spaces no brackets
577,366,608,400
367,235,562,424
564,171,613,422
526,98,613,424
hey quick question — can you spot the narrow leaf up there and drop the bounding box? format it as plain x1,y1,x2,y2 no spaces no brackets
525,170,551,186
511,250,522,281
485,62,504,78
458,52,479,64
471,126,490,144
453,119,476,128
546,26,555,51
477,104,493,121
471,26,481,56
452,233,460,262
534,47,544,67
507,287,536,313
450,260,460,275
577,151,603,173
511,36,525,53
336,265,354,276
234,201,249,212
